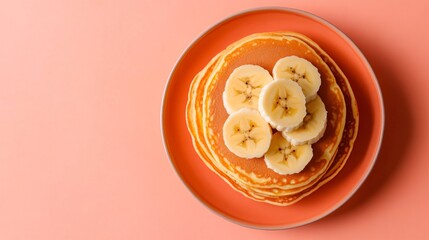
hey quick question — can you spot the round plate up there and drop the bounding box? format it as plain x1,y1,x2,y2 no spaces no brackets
161,7,384,229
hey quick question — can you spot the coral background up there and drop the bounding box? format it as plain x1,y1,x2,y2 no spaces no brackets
1,0,428,239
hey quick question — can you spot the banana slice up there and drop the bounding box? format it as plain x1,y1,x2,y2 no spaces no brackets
223,65,273,114
273,56,321,101
282,95,328,145
264,132,313,175
222,108,272,159
258,79,306,132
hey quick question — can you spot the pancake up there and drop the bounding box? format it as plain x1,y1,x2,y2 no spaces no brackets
186,32,358,206
202,34,346,191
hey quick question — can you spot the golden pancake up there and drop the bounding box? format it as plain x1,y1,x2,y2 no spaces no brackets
186,32,358,206
186,33,344,202
201,34,346,188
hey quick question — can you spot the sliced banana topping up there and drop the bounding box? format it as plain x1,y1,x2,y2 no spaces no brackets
264,132,313,175
222,59,326,174
258,79,306,132
282,95,327,145
273,56,321,102
223,65,273,114
223,108,272,159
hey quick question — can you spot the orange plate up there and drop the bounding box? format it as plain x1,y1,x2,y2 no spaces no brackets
161,7,384,229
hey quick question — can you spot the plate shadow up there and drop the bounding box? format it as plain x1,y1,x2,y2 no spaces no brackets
320,31,414,221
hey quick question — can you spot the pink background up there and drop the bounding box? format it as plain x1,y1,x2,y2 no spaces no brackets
0,0,428,239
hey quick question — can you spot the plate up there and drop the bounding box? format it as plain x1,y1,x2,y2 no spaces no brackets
161,7,384,229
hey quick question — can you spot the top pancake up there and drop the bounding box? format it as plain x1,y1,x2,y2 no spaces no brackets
186,32,357,205
201,33,346,188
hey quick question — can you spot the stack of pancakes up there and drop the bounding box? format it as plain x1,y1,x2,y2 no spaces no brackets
186,32,359,206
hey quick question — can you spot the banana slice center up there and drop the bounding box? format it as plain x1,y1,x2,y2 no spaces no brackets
273,87,292,117
278,146,297,164
235,77,261,103
277,96,288,109
275,95,291,119
286,67,306,82
235,121,257,147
